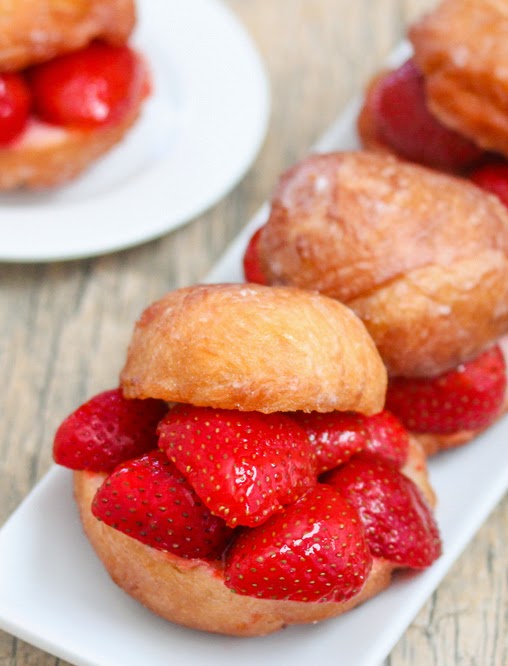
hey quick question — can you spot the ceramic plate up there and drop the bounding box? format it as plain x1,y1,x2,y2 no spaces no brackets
0,0,269,262
2,41,508,666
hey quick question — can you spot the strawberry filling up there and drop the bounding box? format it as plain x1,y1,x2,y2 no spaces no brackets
386,346,507,435
0,41,147,147
54,391,441,604
363,59,487,172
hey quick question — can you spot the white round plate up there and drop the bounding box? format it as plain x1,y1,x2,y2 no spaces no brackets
0,0,270,262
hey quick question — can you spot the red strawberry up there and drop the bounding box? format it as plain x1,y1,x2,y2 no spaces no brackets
92,450,232,558
29,42,145,129
324,454,441,569
243,226,267,284
53,388,167,472
290,411,367,473
224,484,372,602
363,410,409,467
470,162,508,207
368,59,484,171
0,72,31,145
386,346,507,434
290,409,409,474
158,404,316,528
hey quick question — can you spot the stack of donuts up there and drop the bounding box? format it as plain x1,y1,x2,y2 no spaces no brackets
0,0,148,189
52,0,508,638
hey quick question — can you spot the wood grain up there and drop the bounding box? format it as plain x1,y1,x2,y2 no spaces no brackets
1,1,507,664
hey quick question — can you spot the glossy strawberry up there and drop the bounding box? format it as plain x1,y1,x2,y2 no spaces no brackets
0,72,31,145
386,346,506,434
92,450,232,558
158,404,316,528
324,454,441,569
29,42,145,129
368,59,484,171
290,409,409,474
53,388,167,472
243,226,267,284
224,484,372,602
470,162,508,208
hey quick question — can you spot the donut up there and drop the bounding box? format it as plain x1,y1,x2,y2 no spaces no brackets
0,0,148,188
357,0,508,172
251,151,508,453
53,283,441,636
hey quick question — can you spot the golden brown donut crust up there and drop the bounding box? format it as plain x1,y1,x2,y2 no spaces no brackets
410,0,508,156
73,438,433,637
120,283,387,415
0,0,136,72
258,151,508,377
0,95,143,189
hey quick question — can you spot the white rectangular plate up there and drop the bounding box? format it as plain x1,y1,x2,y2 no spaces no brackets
2,40,508,666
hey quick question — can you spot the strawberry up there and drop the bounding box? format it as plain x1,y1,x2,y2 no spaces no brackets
0,72,31,145
224,484,372,602
386,346,506,434
158,404,316,528
470,162,508,208
324,454,441,569
92,450,232,558
363,410,409,467
243,226,267,284
53,388,167,472
290,409,409,474
29,42,145,129
368,59,484,171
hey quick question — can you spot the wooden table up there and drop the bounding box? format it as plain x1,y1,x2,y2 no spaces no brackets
1,1,507,664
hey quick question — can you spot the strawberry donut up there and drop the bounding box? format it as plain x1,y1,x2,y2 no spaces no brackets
53,283,441,636
358,0,508,174
246,151,508,455
0,0,148,188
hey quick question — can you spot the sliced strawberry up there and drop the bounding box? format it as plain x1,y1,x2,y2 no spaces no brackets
368,59,484,171
224,484,372,602
29,41,145,129
290,409,409,474
158,405,316,528
0,72,31,145
290,411,367,473
470,162,508,207
324,454,441,569
363,410,409,467
53,388,167,472
92,450,232,558
386,346,507,434
243,226,267,284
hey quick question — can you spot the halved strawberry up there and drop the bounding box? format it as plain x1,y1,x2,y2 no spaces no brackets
53,388,167,472
243,226,267,284
386,346,507,434
29,41,146,129
324,454,441,569
367,59,484,171
158,405,316,528
224,484,372,602
470,162,508,208
0,72,31,145
290,409,409,474
92,450,232,558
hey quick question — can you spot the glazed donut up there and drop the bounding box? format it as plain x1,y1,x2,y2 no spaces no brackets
357,0,508,172
120,283,386,415
73,437,433,637
0,0,148,189
54,283,441,636
252,151,508,453
0,0,136,72
409,0,508,157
